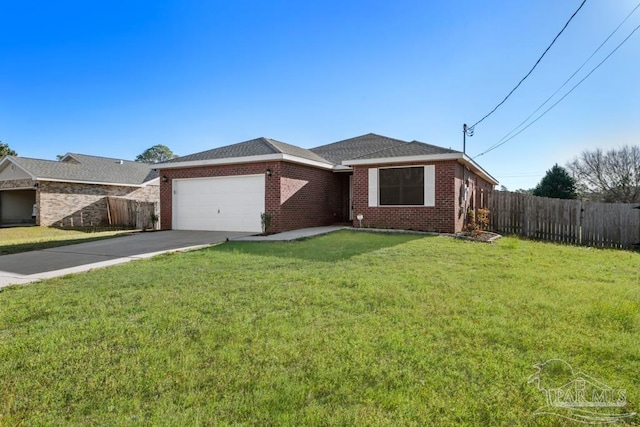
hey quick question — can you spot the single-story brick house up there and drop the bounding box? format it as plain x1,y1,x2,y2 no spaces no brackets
155,133,498,234
0,153,159,227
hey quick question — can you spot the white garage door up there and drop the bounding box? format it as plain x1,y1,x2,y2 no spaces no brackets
172,175,265,232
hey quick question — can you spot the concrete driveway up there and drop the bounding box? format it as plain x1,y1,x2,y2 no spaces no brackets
0,230,253,288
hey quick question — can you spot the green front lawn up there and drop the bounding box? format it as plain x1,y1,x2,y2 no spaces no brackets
1,231,638,425
0,227,131,255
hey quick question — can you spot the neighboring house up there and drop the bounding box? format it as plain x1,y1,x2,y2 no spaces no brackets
0,153,159,227
156,133,498,234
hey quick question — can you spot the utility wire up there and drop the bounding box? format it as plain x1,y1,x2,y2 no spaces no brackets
472,20,640,159
470,0,588,129
477,1,640,156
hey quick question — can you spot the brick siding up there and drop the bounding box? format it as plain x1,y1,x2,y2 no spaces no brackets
38,181,159,227
276,162,345,232
454,163,494,232
158,161,346,233
159,159,494,234
0,178,34,191
352,161,493,233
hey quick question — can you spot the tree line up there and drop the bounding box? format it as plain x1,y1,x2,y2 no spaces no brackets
505,145,640,204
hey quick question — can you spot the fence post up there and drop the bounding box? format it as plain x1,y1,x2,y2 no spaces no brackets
485,191,638,248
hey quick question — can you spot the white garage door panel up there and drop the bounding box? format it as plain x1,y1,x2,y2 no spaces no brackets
173,175,265,232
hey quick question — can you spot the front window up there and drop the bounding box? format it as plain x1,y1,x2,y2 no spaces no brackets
379,167,424,205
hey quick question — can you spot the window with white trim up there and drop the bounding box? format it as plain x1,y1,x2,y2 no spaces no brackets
368,165,435,207
379,166,424,205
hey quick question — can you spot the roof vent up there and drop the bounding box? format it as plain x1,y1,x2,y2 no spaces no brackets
117,160,124,165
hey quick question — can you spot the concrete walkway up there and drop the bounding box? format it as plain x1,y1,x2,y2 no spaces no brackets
236,226,346,241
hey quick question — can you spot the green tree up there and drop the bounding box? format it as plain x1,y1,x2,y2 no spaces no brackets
0,141,18,157
135,144,177,163
533,164,577,199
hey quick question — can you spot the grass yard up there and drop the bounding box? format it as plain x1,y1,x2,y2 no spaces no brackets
0,227,131,255
0,230,639,426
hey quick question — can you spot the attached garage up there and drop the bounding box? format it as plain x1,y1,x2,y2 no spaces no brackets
0,189,36,225
172,175,265,232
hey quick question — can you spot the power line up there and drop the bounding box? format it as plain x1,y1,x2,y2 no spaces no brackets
470,0,588,130
472,20,640,159
476,1,640,156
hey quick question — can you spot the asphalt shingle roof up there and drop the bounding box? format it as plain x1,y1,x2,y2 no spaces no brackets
158,133,461,168
7,154,158,185
309,133,408,164
310,133,458,164
348,139,459,160
164,137,331,165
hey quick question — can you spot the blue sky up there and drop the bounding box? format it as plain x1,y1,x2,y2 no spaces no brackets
2,0,638,190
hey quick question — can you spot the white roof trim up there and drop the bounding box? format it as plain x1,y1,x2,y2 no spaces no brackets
342,152,464,165
463,157,499,186
152,149,497,184
156,153,334,170
58,153,76,162
342,153,498,185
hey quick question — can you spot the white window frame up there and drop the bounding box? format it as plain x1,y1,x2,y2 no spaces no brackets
368,165,435,207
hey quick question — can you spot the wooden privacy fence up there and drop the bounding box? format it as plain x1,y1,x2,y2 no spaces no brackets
487,191,640,249
106,197,159,230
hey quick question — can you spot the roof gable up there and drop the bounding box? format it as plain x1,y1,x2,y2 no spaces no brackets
309,133,459,164
265,139,330,163
2,154,157,186
310,133,408,164
349,139,459,160
59,154,81,164
162,137,331,166
0,156,33,180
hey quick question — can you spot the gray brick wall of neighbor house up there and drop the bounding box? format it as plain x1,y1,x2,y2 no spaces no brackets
0,178,34,190
38,182,159,227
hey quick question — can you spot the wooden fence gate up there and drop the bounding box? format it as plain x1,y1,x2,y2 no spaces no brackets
487,191,640,249
106,197,159,230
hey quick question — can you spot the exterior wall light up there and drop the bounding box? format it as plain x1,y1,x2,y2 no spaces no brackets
161,175,168,183
266,169,273,177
